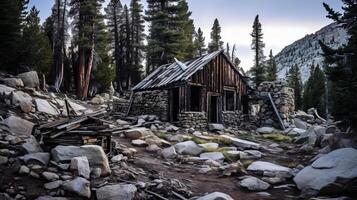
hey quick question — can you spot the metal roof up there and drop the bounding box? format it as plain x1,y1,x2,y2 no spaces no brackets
132,50,248,91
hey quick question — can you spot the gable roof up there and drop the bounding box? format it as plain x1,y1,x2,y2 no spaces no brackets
133,50,248,91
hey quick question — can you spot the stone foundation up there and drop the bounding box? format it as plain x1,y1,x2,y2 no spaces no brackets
177,112,207,129
129,90,169,121
222,111,241,127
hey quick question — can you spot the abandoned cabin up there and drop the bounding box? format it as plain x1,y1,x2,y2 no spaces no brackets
124,50,251,128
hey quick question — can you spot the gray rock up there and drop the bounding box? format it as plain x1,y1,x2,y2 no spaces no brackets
111,154,123,163
11,91,32,113
2,78,23,87
96,184,137,200
146,144,161,153
44,180,63,190
91,168,102,179
247,161,291,175
207,123,225,131
161,146,177,159
62,177,91,198
165,125,179,132
42,172,59,181
0,84,16,95
70,156,90,179
35,98,60,115
196,192,234,200
256,127,277,134
220,135,260,149
243,150,262,159
35,196,68,200
131,139,147,147
51,145,111,176
18,165,30,174
17,71,39,88
240,176,270,191
294,148,357,195
137,118,145,126
21,136,43,153
199,143,219,151
4,116,34,136
0,156,8,165
293,118,308,130
199,152,224,161
24,152,50,166
116,119,130,126
225,150,242,160
174,141,204,156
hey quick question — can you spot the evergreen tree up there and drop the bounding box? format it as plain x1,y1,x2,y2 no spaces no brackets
69,0,105,99
105,0,124,93
266,49,277,81
225,43,231,60
303,64,326,115
145,0,194,73
208,18,223,52
319,1,357,130
0,0,29,71
194,27,206,56
287,64,302,110
19,7,52,76
250,15,266,88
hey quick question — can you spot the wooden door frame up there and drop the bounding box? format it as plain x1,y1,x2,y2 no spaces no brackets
207,92,221,123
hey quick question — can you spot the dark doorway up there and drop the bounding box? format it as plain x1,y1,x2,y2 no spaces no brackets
190,86,201,111
209,96,219,123
242,95,249,114
171,88,180,121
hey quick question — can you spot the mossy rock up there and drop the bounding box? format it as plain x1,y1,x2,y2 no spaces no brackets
262,133,292,142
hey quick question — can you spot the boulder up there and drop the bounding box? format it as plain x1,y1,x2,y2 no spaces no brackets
131,139,147,147
4,116,34,136
240,176,270,191
21,136,43,153
17,71,39,88
0,84,15,95
111,154,124,163
35,98,60,115
256,127,277,134
293,118,308,130
51,145,111,176
207,123,225,131
161,146,177,159
220,135,260,150
124,128,153,139
44,180,63,190
96,184,137,200
247,161,291,176
196,192,234,200
11,91,32,112
24,152,50,166
0,156,8,165
42,172,59,181
200,152,224,161
2,78,24,87
70,156,90,179
62,177,91,198
294,148,357,195
199,143,219,151
174,141,204,156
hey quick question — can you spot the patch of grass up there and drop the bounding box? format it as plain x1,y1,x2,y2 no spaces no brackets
155,131,169,140
262,133,292,143
210,136,233,146
241,159,254,168
221,150,234,162
190,136,209,144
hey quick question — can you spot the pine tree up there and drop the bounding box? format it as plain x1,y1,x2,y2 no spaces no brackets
0,0,29,70
303,64,326,115
208,18,223,52
287,64,302,110
105,0,124,93
250,15,266,88
177,0,195,60
69,0,105,99
267,49,277,81
194,27,206,56
19,7,52,76
319,1,357,130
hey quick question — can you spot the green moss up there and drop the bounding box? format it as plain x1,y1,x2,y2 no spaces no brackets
190,136,208,144
155,131,169,140
241,159,254,168
262,133,292,142
211,136,233,146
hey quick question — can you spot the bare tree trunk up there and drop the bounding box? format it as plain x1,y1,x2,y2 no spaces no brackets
82,24,95,99
113,3,123,94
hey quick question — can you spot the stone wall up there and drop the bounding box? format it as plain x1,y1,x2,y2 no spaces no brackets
222,111,241,127
129,90,169,121
255,81,295,128
177,112,207,129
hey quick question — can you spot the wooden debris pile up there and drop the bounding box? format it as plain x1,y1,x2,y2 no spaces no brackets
34,110,115,152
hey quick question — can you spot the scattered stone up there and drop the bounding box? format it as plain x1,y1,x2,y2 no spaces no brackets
199,143,219,151
17,71,39,88
35,98,60,115
131,139,147,147
256,192,271,198
240,176,270,191
220,135,260,149
30,171,40,179
161,146,177,159
21,136,43,153
165,125,179,132
256,127,277,134
293,118,308,130
91,95,105,105
3,78,24,87
0,156,8,165
146,144,161,153
261,177,286,185
96,184,137,200
225,150,242,160
24,152,50,166
62,177,91,198
174,141,204,156
247,161,291,175
200,152,224,161
116,119,130,126
70,156,90,179
124,128,153,139
242,150,262,159
207,123,225,131
51,145,111,176
35,196,68,200
196,192,234,200
18,165,30,174
294,148,357,196
44,180,63,190
4,115,34,136
111,154,124,163
91,168,102,179
42,172,59,181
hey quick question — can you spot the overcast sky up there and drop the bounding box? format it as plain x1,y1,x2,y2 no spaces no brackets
29,0,343,71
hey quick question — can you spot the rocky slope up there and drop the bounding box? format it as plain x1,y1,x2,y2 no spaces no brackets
275,23,348,83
